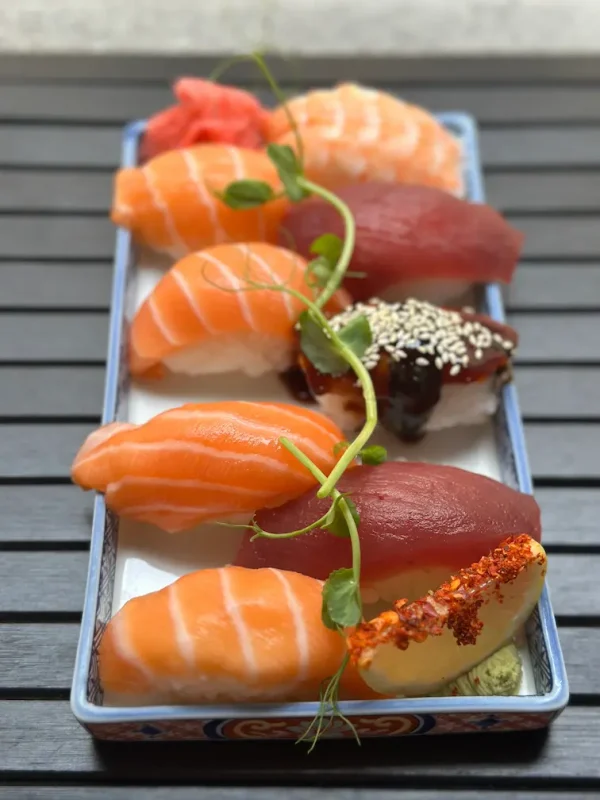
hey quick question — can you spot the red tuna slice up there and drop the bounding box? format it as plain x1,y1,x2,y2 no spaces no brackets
234,462,541,602
141,78,269,161
279,182,524,301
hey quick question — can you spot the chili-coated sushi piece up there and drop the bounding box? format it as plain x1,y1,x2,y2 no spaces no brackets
296,298,518,442
111,144,289,259
266,83,462,195
70,401,348,533
234,462,541,601
99,566,378,705
129,242,350,380
347,534,546,697
279,182,524,306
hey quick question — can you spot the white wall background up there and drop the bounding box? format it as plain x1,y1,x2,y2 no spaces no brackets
1,0,599,53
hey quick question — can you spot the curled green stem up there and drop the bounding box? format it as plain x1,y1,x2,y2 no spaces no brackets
298,177,356,310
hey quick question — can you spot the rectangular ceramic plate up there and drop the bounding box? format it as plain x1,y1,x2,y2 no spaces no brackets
71,112,569,741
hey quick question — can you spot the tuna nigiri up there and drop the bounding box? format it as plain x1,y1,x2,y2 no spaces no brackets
141,78,269,161
280,183,524,306
99,566,377,705
129,242,350,379
295,298,518,441
111,144,289,259
70,401,347,533
266,83,462,195
234,461,542,603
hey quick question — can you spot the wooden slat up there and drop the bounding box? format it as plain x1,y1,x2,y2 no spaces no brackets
526,424,600,479
0,701,597,781
487,173,600,213
3,170,597,216
0,624,79,689
507,267,600,309
0,367,104,416
0,311,595,363
0,553,88,613
483,128,600,168
0,486,92,542
0,622,594,697
515,367,600,417
515,217,600,259
1,54,600,83
0,485,595,547
0,316,108,362
0,424,94,478
0,366,596,419
536,488,600,545
0,218,114,259
1,126,599,173
1,84,600,124
0,171,112,213
0,264,111,308
2,263,596,312
0,551,592,617
10,792,592,800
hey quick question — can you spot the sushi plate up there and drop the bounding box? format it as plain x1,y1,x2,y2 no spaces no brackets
71,113,569,742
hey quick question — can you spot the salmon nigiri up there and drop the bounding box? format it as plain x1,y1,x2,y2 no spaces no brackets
129,242,350,380
99,566,377,704
71,401,347,533
280,183,524,306
235,462,542,603
111,144,289,259
266,83,462,195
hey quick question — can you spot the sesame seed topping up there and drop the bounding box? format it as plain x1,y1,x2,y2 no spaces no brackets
328,298,516,377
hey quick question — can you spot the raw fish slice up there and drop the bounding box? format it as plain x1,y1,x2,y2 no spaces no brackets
129,242,351,379
348,535,546,697
266,83,462,194
234,462,542,603
298,298,518,441
141,79,269,161
280,183,524,303
71,401,347,533
111,144,289,259
99,566,377,705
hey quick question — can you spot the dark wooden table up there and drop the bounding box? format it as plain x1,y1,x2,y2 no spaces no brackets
0,53,599,799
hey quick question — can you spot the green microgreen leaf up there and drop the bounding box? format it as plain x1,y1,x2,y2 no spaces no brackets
217,180,275,209
359,445,387,466
321,567,362,630
305,255,334,289
266,143,307,202
309,233,343,266
298,310,347,375
323,496,360,539
337,314,372,361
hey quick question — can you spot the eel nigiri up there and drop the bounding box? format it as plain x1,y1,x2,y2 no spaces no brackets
234,461,542,603
266,83,462,195
141,78,269,161
71,401,347,533
111,144,289,259
348,535,546,697
280,182,524,306
294,297,518,441
129,242,350,379
99,566,377,705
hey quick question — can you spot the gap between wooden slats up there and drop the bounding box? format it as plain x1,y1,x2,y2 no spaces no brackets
5,792,595,800
0,701,599,781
